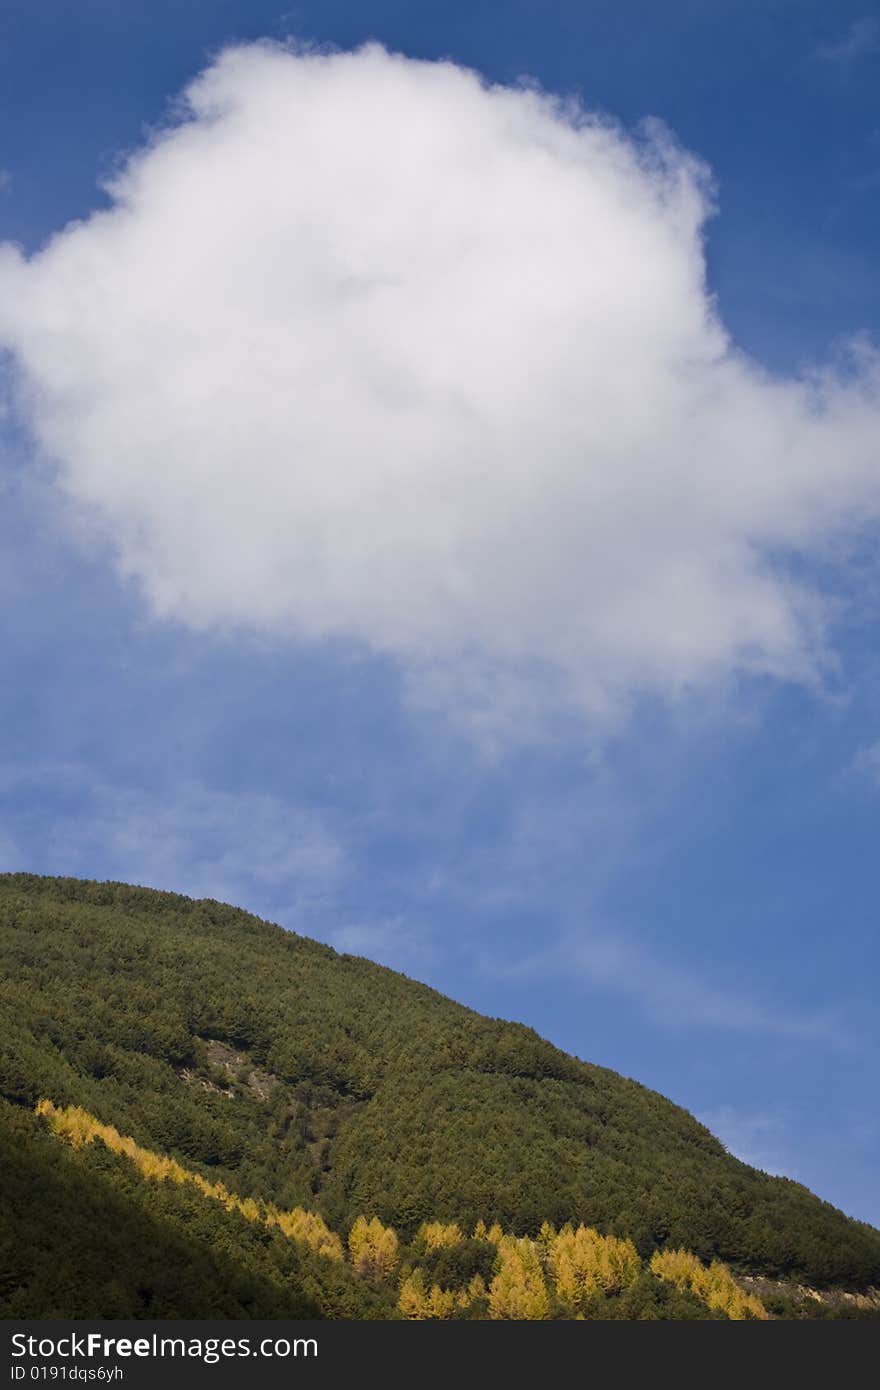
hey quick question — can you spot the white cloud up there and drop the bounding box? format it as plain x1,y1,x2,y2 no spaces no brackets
2,41,880,736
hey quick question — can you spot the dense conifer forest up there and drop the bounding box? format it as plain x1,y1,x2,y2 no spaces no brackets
1,873,878,1319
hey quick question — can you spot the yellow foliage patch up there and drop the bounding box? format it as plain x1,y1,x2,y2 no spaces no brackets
488,1236,550,1320
546,1224,641,1306
398,1270,457,1319
650,1248,767,1320
35,1099,343,1260
348,1215,399,1281
417,1220,465,1252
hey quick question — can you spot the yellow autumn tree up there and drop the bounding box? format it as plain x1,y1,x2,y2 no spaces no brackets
487,1236,549,1319
348,1215,399,1281
417,1221,465,1252
458,1274,487,1309
427,1284,458,1318
650,1249,767,1320
547,1225,641,1307
399,1271,427,1319
398,1270,457,1319
472,1220,504,1245
268,1205,344,1260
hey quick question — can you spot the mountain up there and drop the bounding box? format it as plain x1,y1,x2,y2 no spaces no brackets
1,872,878,1320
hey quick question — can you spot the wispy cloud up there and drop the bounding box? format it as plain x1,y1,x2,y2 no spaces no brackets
843,739,880,789
0,763,346,929
492,927,856,1049
326,915,439,974
696,1105,798,1177
814,17,880,65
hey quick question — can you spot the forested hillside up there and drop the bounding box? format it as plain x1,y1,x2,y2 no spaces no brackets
1,873,879,1319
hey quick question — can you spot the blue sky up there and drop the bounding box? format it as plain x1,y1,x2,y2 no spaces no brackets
1,1,879,1227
